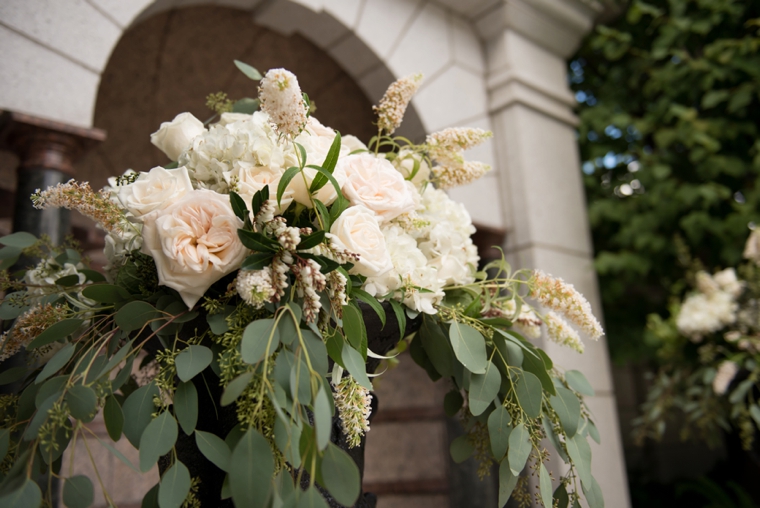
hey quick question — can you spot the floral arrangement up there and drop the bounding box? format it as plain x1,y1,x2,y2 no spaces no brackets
636,230,760,450
0,62,605,508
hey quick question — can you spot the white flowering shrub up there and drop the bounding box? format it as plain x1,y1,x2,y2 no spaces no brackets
635,230,760,450
0,63,605,508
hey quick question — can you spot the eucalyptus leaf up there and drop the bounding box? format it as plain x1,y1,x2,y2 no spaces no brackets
63,475,94,508
314,385,332,451
539,463,553,508
514,370,543,418
581,474,605,508
565,370,595,396
234,60,262,80
341,343,372,390
550,386,582,438
449,322,487,374
420,318,454,377
299,486,329,508
0,477,42,508
444,390,464,417
27,318,83,349
195,430,231,472
469,361,500,416
230,428,274,508
449,434,474,463
498,460,519,508
320,442,360,507
104,395,124,441
66,385,97,423
273,416,302,469
221,372,253,407
115,301,158,332
174,381,198,435
81,284,130,304
0,231,37,248
158,461,191,508
507,422,530,476
122,382,159,447
140,412,179,472
35,343,75,384
175,345,213,382
488,405,512,460
342,304,367,358
241,319,280,365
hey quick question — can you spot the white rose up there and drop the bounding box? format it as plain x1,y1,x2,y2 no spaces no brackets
218,112,254,125
287,164,348,208
225,162,294,214
117,166,193,219
391,149,430,187
342,135,368,154
151,113,206,161
295,117,350,167
329,206,393,277
141,189,246,308
339,154,417,222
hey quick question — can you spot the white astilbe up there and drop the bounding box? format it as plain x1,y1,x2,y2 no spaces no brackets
431,160,491,190
333,375,372,448
544,311,585,353
236,268,276,308
292,258,327,323
530,270,604,340
373,73,423,134
426,128,492,160
259,68,308,138
713,360,739,395
32,180,129,234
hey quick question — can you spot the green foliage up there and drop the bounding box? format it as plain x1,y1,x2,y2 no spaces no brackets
572,0,760,361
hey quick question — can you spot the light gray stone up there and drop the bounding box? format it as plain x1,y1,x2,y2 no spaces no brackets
413,65,488,132
388,2,452,80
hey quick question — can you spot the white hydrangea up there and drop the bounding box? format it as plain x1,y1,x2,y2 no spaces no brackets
676,290,738,341
24,258,87,294
363,224,443,314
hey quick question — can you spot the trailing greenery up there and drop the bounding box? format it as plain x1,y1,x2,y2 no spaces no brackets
571,0,760,362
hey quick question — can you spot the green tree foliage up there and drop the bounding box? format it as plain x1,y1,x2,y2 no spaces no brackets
571,0,760,361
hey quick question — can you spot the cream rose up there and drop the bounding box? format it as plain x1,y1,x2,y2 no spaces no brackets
391,148,430,187
117,166,193,219
225,162,294,214
141,189,246,308
329,206,393,277
287,164,348,208
339,154,417,222
295,117,351,166
151,112,206,161
342,135,368,154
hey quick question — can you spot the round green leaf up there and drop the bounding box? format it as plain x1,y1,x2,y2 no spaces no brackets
320,442,360,507
195,430,231,472
103,395,124,441
448,322,487,374
444,390,463,417
27,318,83,349
81,284,130,304
35,343,75,384
66,385,97,422
341,343,372,390
420,318,454,377
550,386,582,438
241,319,280,365
221,372,253,407
301,329,328,376
468,361,500,416
314,385,332,451
507,422,530,476
63,475,94,508
539,463,553,508
140,411,179,472
230,428,274,508
565,370,595,397
0,477,42,508
449,434,474,463
175,345,213,382
487,405,512,460
498,460,519,508
158,461,191,508
299,485,329,508
174,381,198,435
0,232,37,248
122,382,159,447
514,370,543,419
115,301,158,332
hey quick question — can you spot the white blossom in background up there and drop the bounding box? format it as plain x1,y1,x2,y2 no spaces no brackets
677,269,742,341
259,68,308,138
744,228,760,263
713,360,739,395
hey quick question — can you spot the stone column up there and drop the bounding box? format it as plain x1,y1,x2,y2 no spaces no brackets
476,1,631,507
0,110,105,242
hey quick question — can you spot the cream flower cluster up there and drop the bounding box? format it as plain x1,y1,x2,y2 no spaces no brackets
259,68,308,138
676,268,743,341
712,360,739,395
333,375,373,449
530,270,604,340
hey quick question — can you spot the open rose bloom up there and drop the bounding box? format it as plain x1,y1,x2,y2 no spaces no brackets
14,65,605,508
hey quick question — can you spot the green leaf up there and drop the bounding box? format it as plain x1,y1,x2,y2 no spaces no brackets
539,463,553,508
342,304,367,358
0,245,21,269
142,484,159,508
730,379,754,404
290,355,311,404
313,199,332,231
388,299,406,340
278,303,301,346
749,405,760,427
587,419,601,444
55,274,80,287
221,372,253,407
522,349,555,396
36,343,75,384
469,361,500,416
314,385,332,451
81,284,130,304
320,442,360,506
232,97,260,114
449,322,487,374
116,301,158,332
508,422,530,475
27,318,83,349
66,385,97,422
341,342,372,390
0,477,42,508
252,186,269,217
175,345,213,382
174,381,198,435
550,386,582,438
353,289,386,323
305,165,343,202
0,231,37,248
63,475,94,508
444,390,464,417
310,132,341,193
195,430,231,472
277,166,301,207
97,436,139,472
229,191,248,222
419,318,454,377
234,60,262,80
158,461,191,508
329,194,350,223
0,366,27,385
140,411,179,472
543,415,570,463
299,486,329,508
581,474,605,508
242,318,280,365
566,434,593,488
242,252,275,271
237,229,280,253
498,460,519,508
104,395,124,441
273,415,302,469
0,428,9,461
36,375,66,408
297,230,326,251
122,382,159,448
514,370,543,419
230,428,274,508
449,434,474,463
488,405,512,460
300,329,328,376
207,306,233,335
565,370,595,396
97,339,135,380
554,483,569,508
